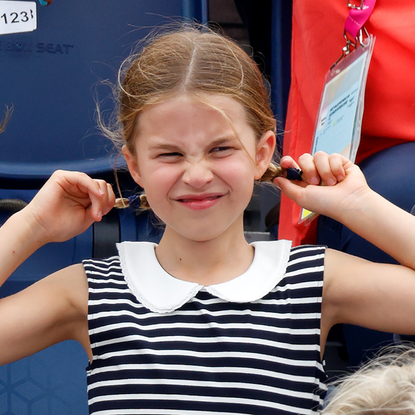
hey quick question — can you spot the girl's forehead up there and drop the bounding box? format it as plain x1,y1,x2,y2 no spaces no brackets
138,94,251,136
145,94,246,119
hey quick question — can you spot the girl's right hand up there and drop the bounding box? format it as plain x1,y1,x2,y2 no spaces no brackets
22,170,115,244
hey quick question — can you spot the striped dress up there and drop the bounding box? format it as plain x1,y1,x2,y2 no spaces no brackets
84,241,327,415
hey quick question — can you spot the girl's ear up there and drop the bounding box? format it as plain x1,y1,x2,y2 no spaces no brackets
254,131,276,180
122,145,144,188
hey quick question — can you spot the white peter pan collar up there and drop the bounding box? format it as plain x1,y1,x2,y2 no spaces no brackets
117,240,292,314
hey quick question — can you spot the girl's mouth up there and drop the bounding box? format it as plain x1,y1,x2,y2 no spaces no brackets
176,194,223,210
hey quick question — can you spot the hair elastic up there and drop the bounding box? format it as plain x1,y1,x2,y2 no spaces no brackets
114,194,141,209
285,167,303,181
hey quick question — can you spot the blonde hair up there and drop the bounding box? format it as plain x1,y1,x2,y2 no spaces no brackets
104,24,285,209
323,347,415,415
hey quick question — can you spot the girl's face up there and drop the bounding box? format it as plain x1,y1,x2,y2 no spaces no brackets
124,94,275,244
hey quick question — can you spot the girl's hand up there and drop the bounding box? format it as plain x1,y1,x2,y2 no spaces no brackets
274,152,370,221
22,170,115,243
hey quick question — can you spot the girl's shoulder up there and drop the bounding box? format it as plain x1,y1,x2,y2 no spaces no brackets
283,243,326,287
0,263,89,365
289,243,326,257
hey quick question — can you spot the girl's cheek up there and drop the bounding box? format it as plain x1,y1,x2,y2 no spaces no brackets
149,164,182,184
219,157,255,177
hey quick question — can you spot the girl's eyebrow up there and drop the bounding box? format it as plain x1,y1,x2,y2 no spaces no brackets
209,136,237,147
149,143,182,152
149,136,238,152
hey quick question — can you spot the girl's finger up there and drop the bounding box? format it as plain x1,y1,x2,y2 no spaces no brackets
297,153,321,185
87,179,113,221
68,173,107,200
101,183,116,216
312,151,338,186
328,153,347,182
279,155,299,170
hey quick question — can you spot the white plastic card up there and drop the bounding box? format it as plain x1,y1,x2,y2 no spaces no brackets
300,35,375,223
0,1,37,35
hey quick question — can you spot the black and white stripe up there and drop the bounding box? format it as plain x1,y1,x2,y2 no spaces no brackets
84,244,327,415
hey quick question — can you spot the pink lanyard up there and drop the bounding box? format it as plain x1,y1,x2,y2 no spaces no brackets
331,1,376,70
345,0,376,39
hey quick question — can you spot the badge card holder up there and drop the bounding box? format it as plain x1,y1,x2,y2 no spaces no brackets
299,0,376,224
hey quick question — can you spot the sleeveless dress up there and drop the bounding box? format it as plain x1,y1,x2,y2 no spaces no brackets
84,240,327,415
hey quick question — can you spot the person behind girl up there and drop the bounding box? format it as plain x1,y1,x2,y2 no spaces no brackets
1,25,415,415
322,347,415,415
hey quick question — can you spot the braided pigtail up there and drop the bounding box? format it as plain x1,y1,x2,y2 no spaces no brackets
259,162,285,183
114,193,150,210
259,162,303,183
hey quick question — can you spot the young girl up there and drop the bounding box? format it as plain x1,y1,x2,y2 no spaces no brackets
1,26,415,415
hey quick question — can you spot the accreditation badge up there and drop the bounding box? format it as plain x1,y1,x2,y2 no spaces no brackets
299,34,375,224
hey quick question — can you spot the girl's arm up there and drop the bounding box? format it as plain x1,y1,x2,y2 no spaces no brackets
0,170,115,364
0,263,91,364
275,152,415,342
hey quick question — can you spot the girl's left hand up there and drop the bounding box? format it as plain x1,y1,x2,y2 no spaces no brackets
274,151,370,220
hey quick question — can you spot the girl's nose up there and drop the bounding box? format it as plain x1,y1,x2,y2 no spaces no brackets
182,161,214,188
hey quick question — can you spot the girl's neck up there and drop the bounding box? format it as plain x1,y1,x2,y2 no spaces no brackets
155,226,254,286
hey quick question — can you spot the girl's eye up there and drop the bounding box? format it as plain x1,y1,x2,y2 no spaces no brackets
157,152,183,160
210,146,234,156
